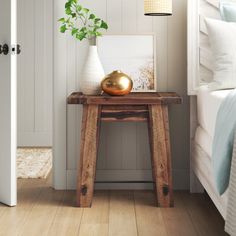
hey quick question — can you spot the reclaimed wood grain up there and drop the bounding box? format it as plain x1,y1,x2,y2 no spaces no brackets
77,105,101,207
101,105,149,122
67,92,182,105
148,105,174,207
69,92,181,207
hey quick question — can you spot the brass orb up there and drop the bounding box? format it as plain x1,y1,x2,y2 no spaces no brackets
101,70,133,96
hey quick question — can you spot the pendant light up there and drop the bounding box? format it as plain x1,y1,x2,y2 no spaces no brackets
144,0,172,16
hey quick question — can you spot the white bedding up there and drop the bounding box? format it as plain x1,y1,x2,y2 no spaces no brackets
197,86,233,138
193,86,233,218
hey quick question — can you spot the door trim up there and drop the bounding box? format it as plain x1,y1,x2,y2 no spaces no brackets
53,0,67,189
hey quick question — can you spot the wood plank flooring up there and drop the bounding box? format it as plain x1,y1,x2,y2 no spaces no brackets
0,178,228,236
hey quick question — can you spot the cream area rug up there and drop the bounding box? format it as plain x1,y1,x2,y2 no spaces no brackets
17,148,52,179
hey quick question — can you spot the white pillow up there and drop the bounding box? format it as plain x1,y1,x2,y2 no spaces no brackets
205,18,236,90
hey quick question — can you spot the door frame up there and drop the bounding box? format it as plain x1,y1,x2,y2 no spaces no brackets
52,0,67,190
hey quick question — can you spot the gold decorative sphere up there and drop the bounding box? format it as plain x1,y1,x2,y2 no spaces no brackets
101,70,133,96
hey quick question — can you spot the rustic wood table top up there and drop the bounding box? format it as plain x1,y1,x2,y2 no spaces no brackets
67,92,182,105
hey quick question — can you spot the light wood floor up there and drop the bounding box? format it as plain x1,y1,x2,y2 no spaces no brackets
0,177,228,236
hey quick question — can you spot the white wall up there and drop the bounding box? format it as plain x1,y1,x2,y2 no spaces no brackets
55,0,189,190
17,0,53,147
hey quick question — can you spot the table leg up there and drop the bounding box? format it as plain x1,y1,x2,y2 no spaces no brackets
148,104,174,207
77,104,101,207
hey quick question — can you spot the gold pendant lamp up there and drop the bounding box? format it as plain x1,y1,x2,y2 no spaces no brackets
144,0,172,16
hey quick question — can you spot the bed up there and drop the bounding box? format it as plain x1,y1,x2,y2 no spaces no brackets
188,0,236,226
193,86,232,218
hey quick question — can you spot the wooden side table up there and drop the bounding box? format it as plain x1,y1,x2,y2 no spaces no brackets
67,92,182,208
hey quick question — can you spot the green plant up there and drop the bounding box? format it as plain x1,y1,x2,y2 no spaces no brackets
59,0,108,41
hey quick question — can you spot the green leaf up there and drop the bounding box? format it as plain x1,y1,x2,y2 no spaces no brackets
76,5,82,12
71,28,78,35
93,24,100,30
87,30,93,34
66,17,71,23
80,27,87,32
100,20,108,30
58,17,65,22
89,14,96,20
87,30,96,37
60,25,67,33
82,8,90,14
60,0,109,41
94,18,101,24
95,32,102,37
65,8,72,15
65,2,71,9
76,31,87,41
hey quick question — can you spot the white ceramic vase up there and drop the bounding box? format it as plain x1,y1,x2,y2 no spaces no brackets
80,45,105,95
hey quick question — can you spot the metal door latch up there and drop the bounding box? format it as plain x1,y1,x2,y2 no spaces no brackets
11,44,21,55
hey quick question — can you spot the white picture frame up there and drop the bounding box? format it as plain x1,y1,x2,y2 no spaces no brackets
97,34,157,92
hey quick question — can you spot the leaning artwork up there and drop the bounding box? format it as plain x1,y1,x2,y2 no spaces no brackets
97,34,157,92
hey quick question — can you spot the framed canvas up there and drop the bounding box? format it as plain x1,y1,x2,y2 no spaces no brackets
97,34,157,92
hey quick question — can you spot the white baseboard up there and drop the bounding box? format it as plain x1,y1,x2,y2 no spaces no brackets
66,169,189,190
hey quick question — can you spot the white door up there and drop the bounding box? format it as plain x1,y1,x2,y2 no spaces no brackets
0,0,17,206
17,0,53,147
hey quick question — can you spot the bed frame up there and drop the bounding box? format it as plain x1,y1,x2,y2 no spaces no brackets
188,0,229,219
